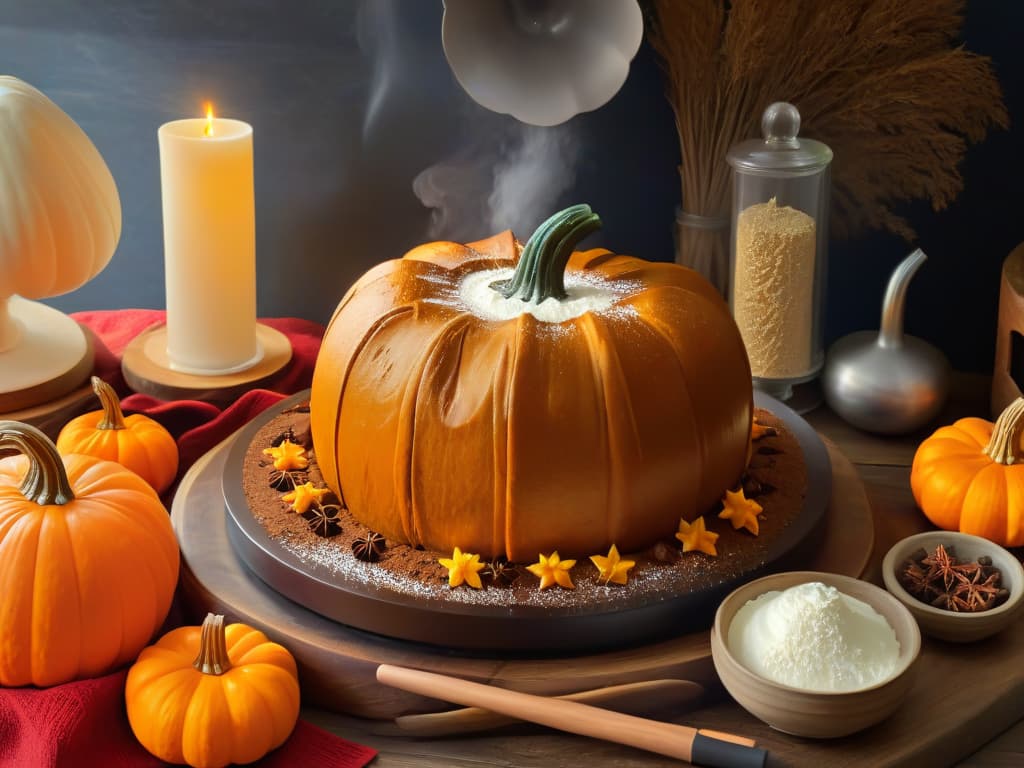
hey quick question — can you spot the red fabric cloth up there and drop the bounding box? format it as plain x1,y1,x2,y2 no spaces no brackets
0,672,377,768
0,310,378,768
78,309,325,489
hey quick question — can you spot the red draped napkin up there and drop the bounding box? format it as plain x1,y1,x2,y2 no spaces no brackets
0,310,378,768
82,310,325,478
0,671,377,768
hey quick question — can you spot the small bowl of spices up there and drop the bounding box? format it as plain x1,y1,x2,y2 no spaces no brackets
882,531,1024,643
711,571,920,738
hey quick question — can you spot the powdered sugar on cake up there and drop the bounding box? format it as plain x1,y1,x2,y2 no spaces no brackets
458,267,624,322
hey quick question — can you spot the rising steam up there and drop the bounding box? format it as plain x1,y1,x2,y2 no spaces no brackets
413,122,580,243
356,0,582,243
356,0,400,142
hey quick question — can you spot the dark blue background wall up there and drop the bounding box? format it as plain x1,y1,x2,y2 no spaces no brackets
2,0,1019,374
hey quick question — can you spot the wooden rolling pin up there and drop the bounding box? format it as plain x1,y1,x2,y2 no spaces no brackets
377,664,767,768
392,678,705,737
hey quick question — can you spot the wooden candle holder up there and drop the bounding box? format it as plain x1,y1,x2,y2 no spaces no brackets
0,307,97,439
121,322,292,404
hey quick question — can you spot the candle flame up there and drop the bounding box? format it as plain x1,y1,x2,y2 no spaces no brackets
203,103,214,137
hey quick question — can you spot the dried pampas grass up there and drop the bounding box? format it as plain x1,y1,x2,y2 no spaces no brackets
648,0,1008,288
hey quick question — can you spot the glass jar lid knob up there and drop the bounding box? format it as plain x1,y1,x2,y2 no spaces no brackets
762,102,801,145
726,100,831,172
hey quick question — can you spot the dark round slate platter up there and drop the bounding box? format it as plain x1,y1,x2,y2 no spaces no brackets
218,390,831,653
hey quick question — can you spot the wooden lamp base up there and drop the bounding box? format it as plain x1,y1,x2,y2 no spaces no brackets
0,297,95,419
993,242,1024,417
121,322,292,404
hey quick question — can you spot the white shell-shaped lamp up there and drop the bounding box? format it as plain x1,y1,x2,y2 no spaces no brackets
442,0,643,127
0,76,121,411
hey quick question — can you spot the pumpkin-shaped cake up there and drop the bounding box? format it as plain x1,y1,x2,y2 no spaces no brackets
311,205,752,561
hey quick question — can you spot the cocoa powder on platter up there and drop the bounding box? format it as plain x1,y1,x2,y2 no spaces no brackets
239,408,808,612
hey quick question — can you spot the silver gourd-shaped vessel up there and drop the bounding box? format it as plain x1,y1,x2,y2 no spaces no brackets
823,249,950,434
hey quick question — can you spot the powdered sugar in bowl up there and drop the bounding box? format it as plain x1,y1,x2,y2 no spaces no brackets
711,571,920,738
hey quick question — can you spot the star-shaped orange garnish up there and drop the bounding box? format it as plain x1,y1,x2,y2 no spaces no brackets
751,419,776,441
438,547,485,589
718,488,762,536
263,439,308,471
527,551,576,590
747,417,778,465
675,516,719,556
281,482,329,513
589,544,635,585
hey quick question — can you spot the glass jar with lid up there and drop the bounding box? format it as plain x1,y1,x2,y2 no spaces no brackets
726,102,832,409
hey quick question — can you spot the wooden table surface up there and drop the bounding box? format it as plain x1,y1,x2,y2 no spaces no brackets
300,372,1024,768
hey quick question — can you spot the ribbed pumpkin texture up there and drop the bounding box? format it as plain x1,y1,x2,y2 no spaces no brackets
0,421,179,687
310,205,752,561
0,76,120,299
911,398,1024,547
126,613,300,768
57,377,179,494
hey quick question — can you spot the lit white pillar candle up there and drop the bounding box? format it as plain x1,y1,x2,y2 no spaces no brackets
158,106,261,374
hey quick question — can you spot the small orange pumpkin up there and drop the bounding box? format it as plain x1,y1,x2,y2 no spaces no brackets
911,397,1024,546
57,376,178,493
0,420,179,687
126,613,300,768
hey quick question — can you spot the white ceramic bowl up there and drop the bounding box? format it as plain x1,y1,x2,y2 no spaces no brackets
711,571,920,739
882,530,1024,643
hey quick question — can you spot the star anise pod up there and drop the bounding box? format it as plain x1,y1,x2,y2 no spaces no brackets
268,468,309,491
952,566,1007,612
898,559,939,601
270,428,297,447
304,502,342,538
741,474,775,498
352,531,387,562
933,590,972,612
922,544,960,590
482,557,519,586
902,544,1009,613
270,417,313,450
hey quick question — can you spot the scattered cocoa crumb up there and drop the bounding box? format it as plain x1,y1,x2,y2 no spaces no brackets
238,406,810,612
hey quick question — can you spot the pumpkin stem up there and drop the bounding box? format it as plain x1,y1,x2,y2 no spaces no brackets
192,613,231,675
91,376,127,430
984,398,1024,465
0,420,75,505
492,204,602,303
